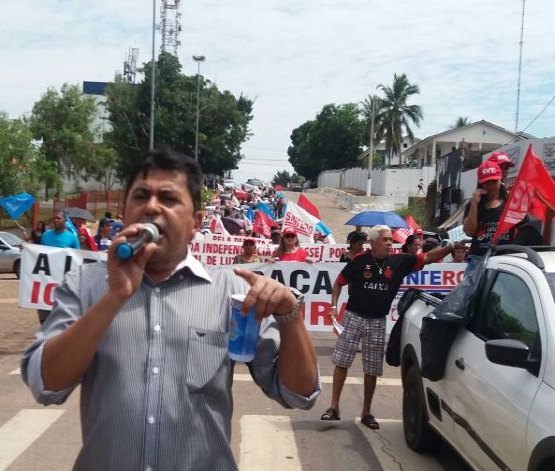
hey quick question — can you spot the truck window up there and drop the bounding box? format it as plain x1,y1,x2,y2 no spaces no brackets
473,272,539,349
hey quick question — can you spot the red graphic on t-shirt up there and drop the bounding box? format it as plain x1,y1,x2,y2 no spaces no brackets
383,267,393,279
363,265,372,278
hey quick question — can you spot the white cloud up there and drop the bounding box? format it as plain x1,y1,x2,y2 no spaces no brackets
1,0,554,183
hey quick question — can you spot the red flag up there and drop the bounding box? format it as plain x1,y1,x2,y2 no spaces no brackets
297,193,320,219
493,145,555,243
253,210,275,238
392,214,421,243
405,214,421,232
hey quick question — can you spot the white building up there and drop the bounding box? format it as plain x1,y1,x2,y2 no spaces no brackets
402,120,532,168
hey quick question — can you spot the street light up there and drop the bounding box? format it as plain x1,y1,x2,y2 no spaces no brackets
193,55,206,161
149,0,157,150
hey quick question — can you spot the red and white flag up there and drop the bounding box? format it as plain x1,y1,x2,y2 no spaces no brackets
493,145,555,243
297,193,321,219
392,214,421,243
209,214,230,235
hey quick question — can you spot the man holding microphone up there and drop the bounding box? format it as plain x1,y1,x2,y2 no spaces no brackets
22,148,320,471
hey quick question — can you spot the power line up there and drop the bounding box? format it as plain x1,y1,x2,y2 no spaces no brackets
242,144,287,154
515,0,526,132
238,161,292,167
520,94,555,133
241,158,290,163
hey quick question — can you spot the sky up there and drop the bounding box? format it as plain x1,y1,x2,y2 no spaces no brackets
1,1,554,184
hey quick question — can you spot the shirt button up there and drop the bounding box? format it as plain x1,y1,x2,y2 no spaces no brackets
148,416,155,424
153,325,161,332
152,367,159,374
154,287,160,293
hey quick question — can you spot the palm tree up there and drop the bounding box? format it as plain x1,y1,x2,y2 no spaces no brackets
376,73,423,166
360,94,384,168
449,116,471,129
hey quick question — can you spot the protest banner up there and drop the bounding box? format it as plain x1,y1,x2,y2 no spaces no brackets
19,244,106,310
19,244,464,333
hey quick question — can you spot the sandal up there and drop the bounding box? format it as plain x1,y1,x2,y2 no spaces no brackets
320,407,340,421
361,414,379,429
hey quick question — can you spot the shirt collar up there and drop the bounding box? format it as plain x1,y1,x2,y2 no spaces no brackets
173,249,212,283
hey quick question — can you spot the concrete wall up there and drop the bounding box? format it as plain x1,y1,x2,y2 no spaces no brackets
318,165,435,203
372,166,435,199
342,167,369,191
318,167,369,193
317,170,342,189
308,187,400,212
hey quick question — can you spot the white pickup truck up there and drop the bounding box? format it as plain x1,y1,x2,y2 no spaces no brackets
398,245,555,471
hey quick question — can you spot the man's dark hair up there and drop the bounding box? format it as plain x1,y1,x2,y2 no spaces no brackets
401,234,417,253
124,147,203,212
349,231,367,246
99,218,111,228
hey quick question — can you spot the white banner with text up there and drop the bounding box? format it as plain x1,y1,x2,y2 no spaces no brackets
19,244,464,333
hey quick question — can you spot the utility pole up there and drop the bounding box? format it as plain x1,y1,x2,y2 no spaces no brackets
366,95,378,196
515,0,526,132
149,0,156,150
193,55,206,161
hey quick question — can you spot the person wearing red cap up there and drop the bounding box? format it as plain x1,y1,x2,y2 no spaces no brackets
273,227,309,261
463,161,512,266
487,151,514,181
233,238,262,264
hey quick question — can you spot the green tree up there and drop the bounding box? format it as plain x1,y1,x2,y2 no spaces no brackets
376,73,423,166
450,116,471,129
287,103,364,179
29,83,98,180
86,144,120,193
0,112,60,197
272,170,292,186
105,53,253,179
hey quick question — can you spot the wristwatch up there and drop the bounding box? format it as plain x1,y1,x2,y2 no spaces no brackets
275,287,305,325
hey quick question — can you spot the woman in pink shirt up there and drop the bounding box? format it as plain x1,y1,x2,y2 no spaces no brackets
273,227,309,261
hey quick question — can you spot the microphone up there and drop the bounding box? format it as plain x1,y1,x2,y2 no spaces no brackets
115,223,160,260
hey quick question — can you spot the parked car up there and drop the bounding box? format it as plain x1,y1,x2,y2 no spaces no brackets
246,178,264,188
287,183,303,192
0,231,23,278
397,245,555,471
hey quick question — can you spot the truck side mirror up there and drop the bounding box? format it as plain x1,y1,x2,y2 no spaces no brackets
485,339,530,369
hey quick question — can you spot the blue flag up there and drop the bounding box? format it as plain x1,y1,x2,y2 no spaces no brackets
0,192,35,219
316,221,332,237
246,207,255,222
256,201,275,220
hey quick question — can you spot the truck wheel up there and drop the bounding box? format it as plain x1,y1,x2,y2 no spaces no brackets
13,259,21,279
538,458,555,471
403,365,440,452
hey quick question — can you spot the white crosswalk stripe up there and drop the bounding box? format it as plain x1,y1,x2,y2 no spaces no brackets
9,369,402,385
0,409,65,470
239,415,301,470
233,373,401,386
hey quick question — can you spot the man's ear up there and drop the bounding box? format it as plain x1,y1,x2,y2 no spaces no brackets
193,210,204,231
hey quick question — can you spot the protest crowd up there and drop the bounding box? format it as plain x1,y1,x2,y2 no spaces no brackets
5,144,552,470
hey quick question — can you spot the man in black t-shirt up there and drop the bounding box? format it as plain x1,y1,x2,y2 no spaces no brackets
320,225,453,429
